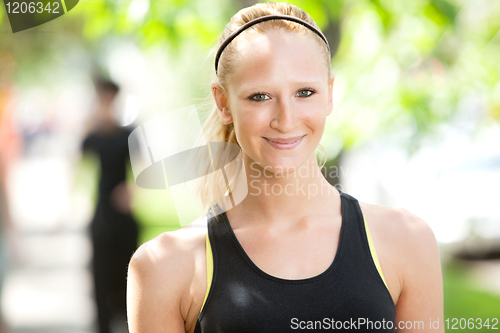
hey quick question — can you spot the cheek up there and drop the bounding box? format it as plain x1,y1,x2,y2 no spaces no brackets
232,107,269,140
312,112,327,130
298,103,328,132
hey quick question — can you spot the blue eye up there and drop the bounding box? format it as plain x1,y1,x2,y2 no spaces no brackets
250,93,270,101
296,89,315,97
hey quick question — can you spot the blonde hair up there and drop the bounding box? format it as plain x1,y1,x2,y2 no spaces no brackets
196,2,331,218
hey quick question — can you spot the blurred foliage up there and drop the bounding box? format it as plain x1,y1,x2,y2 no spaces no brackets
443,259,500,331
2,0,500,153
324,0,500,156
132,185,180,244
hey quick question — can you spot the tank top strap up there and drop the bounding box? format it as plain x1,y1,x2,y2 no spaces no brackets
205,206,257,278
206,207,238,260
336,188,384,279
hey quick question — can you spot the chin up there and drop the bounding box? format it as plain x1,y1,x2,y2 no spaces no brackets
255,155,311,177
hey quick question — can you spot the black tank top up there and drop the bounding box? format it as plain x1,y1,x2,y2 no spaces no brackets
194,188,396,332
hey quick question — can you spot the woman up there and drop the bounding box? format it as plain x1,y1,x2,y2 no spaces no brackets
127,2,444,332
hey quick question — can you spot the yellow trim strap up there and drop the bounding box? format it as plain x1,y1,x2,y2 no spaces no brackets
200,233,213,313
362,213,389,291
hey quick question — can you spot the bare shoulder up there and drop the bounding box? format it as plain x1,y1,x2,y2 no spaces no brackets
358,201,441,306
129,215,208,286
358,201,438,252
127,214,208,331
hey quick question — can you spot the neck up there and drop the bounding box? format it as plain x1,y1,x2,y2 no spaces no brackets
227,152,337,227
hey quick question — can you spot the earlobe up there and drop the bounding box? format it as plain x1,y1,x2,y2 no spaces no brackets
212,83,233,124
220,107,233,125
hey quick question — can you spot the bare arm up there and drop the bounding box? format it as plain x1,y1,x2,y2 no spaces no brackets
127,226,208,333
394,209,444,332
127,233,189,333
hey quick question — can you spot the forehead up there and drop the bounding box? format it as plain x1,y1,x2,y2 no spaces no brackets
227,29,328,91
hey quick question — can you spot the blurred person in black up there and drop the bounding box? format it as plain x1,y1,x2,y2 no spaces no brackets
81,78,139,333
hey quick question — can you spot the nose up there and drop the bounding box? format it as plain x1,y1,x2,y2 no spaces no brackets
270,97,299,133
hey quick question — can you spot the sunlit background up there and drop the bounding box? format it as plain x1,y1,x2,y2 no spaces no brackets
1,0,500,332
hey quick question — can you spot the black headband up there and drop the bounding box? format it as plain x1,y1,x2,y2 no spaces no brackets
215,14,331,75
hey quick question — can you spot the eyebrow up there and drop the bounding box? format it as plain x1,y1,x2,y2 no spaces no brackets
237,81,324,95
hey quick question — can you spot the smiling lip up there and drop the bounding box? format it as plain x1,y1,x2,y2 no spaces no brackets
263,135,306,149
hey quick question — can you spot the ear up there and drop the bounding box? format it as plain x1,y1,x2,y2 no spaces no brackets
211,83,233,125
327,74,335,116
